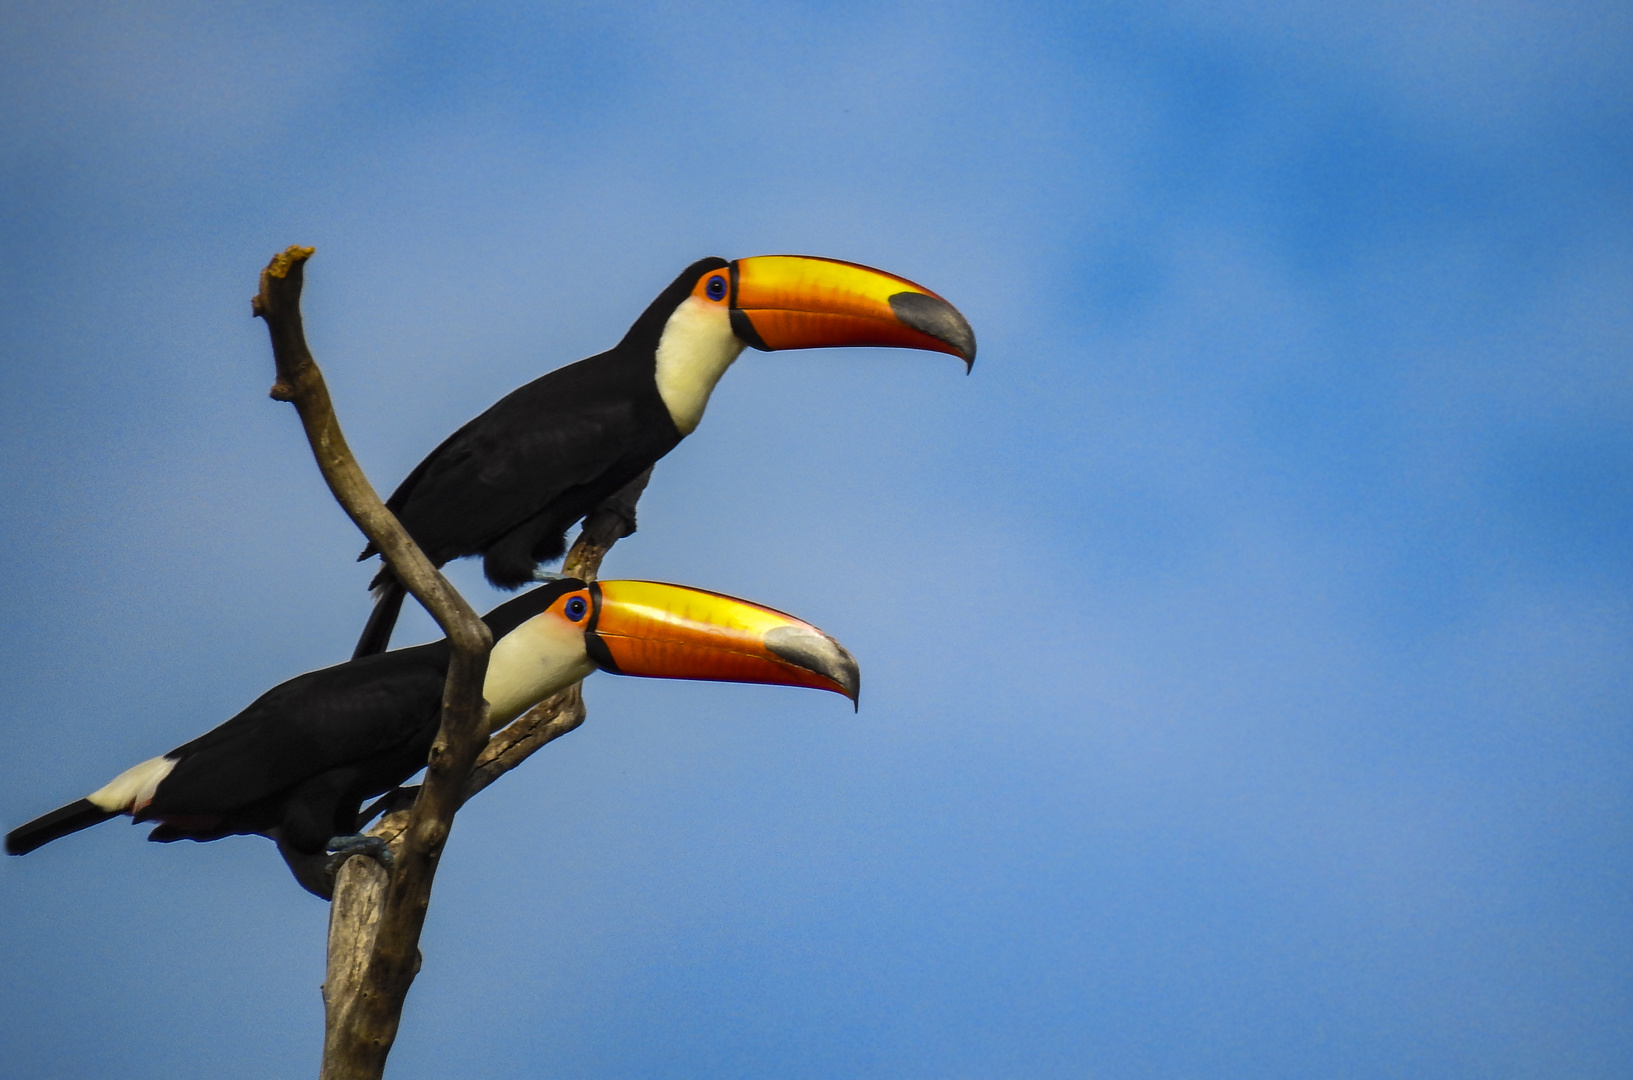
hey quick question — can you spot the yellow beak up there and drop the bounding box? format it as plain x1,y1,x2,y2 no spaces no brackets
729,255,976,370
585,580,860,706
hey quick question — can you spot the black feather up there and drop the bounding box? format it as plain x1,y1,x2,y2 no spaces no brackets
6,799,117,856
353,580,407,660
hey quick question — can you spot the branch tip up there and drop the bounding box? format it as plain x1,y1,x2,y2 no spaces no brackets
267,245,316,279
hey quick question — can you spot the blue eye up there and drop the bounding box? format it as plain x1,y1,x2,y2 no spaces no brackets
705,275,727,301
564,596,588,622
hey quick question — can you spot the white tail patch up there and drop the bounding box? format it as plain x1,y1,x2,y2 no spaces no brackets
87,755,178,814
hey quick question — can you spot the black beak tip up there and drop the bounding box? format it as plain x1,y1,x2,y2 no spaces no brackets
889,291,976,369
765,626,861,707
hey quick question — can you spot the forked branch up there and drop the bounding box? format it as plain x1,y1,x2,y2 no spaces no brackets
255,246,491,1080
253,247,646,1080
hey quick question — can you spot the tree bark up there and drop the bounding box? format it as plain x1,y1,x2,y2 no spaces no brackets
254,246,492,1080
253,247,648,1080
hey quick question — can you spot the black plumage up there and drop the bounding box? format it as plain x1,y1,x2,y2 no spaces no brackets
353,259,724,658
5,582,577,895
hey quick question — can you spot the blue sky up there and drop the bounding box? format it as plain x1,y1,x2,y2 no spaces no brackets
2,2,1630,1077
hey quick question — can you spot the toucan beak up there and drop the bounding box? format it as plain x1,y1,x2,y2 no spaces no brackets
729,255,976,370
585,580,860,707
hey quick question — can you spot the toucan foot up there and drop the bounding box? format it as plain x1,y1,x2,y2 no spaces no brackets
326,834,394,875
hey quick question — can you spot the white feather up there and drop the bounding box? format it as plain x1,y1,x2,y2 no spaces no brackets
87,755,177,813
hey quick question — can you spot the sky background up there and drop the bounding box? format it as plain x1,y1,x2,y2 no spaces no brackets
2,2,1630,1077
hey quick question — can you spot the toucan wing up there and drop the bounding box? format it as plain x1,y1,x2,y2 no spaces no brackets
372,355,676,564
146,645,451,818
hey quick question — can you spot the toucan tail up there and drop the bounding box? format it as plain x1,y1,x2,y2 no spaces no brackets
353,579,408,660
6,799,118,856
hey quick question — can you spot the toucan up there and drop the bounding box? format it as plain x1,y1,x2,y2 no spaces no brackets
352,255,975,658
6,578,858,898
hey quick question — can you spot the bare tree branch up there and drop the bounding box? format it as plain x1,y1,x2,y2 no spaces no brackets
253,246,494,1080
255,248,651,1080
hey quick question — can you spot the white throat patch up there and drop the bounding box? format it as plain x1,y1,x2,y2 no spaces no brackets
653,296,746,435
482,612,596,731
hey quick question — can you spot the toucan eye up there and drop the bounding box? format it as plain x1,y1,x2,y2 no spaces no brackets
564,596,588,622
705,274,727,301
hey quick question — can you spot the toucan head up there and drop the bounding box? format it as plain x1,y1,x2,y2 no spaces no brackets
634,254,974,435
482,578,860,727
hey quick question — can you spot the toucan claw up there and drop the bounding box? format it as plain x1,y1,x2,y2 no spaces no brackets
327,833,394,870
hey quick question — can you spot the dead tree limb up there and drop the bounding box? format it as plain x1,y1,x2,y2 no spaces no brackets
255,246,493,1080
254,247,649,1080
